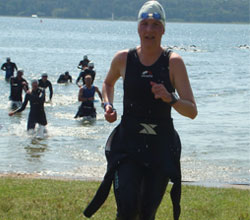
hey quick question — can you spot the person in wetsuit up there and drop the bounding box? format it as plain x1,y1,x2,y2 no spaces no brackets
76,62,96,87
74,74,103,118
1,57,18,81
78,55,90,70
84,1,197,220
57,71,72,83
9,69,29,110
9,79,47,131
38,73,53,101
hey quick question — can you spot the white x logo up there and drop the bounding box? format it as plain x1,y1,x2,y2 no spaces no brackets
139,123,157,135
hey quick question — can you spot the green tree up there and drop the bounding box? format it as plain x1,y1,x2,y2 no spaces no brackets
0,0,249,23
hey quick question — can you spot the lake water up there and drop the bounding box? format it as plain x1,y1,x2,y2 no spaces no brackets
0,17,249,186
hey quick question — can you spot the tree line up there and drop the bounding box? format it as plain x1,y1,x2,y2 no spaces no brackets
0,0,249,23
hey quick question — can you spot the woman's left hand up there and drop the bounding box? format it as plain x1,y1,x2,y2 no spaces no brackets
150,81,171,103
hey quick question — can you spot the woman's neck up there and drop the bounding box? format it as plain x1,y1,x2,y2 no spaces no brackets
137,46,163,66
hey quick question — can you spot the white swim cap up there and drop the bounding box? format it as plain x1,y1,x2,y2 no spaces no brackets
138,1,166,29
88,62,94,68
31,79,38,84
17,69,24,73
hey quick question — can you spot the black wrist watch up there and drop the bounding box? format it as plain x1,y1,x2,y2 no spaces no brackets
168,92,179,105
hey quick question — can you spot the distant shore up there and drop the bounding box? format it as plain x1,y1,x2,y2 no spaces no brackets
0,15,249,25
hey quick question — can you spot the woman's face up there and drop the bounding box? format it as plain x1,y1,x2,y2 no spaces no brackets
138,18,165,48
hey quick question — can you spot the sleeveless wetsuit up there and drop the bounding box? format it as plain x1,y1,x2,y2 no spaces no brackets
75,85,96,118
16,88,47,130
82,85,95,98
84,49,181,220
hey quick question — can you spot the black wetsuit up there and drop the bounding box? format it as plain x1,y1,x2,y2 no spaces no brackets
57,74,72,83
76,69,96,85
78,59,90,69
84,49,181,220
1,62,17,80
9,76,28,102
38,79,53,100
75,85,96,118
16,88,47,130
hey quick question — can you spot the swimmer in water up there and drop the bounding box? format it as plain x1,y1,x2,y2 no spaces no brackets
9,79,47,132
38,72,53,101
76,62,96,87
57,71,72,84
9,69,29,110
1,57,18,81
78,55,90,70
74,74,103,119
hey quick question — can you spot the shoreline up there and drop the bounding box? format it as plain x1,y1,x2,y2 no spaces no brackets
1,173,249,190
0,15,249,25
